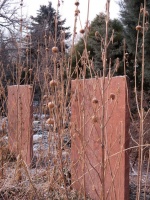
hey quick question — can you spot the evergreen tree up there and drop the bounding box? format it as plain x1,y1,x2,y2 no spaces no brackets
28,1,71,65
88,13,124,72
119,0,150,89
22,2,71,86
73,13,124,77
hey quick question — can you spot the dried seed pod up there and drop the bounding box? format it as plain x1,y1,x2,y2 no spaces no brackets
92,115,98,123
75,8,80,16
80,29,85,34
145,11,149,16
43,95,48,100
136,25,142,31
49,80,57,87
29,68,33,73
45,47,49,51
140,8,144,13
48,102,55,109
75,1,79,6
92,97,98,104
110,93,115,100
46,118,54,125
52,46,58,53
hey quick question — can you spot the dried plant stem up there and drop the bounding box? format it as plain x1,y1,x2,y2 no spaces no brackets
101,1,110,199
134,13,141,117
136,1,146,199
0,144,3,178
144,149,150,200
16,154,22,182
22,160,38,196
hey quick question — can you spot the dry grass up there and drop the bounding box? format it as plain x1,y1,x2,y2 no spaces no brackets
0,0,150,200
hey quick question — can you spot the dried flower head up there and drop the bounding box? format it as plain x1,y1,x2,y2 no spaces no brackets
92,115,98,123
48,102,55,109
110,93,115,100
75,8,80,16
136,25,142,31
92,97,98,104
80,29,85,34
46,118,54,125
75,1,79,6
52,46,58,53
50,80,58,87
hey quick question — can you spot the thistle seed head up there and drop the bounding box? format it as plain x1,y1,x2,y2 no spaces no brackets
46,118,54,125
52,46,59,53
92,97,98,104
50,80,58,87
48,102,55,109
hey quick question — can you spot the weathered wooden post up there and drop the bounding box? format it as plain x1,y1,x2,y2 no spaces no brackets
8,85,33,166
71,76,130,200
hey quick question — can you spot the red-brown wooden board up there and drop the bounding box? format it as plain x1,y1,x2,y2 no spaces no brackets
8,85,33,166
71,76,130,200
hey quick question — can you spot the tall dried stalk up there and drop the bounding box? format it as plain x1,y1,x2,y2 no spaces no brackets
136,1,146,199
0,0,150,199
101,1,110,199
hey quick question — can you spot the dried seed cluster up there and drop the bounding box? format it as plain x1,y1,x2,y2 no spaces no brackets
52,46,59,53
92,97,98,104
48,102,55,109
46,118,54,125
50,80,58,87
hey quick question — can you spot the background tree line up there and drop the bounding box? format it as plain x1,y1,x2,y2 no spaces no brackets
0,0,150,91
73,0,150,90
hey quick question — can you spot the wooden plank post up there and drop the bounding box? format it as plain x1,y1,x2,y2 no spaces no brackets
71,76,130,200
8,85,33,166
